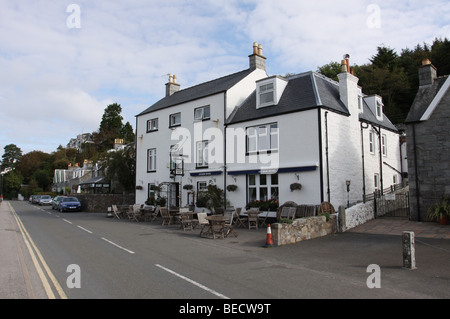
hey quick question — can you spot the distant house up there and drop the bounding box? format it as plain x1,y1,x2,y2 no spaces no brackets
67,133,93,151
135,44,405,211
405,60,450,221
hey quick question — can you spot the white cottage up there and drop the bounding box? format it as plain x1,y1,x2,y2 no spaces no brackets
225,58,404,210
135,43,268,207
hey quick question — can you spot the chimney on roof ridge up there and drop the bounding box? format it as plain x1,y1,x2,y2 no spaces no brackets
166,73,180,97
419,59,437,87
249,42,266,71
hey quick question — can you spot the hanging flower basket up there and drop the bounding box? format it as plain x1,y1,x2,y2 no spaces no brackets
290,183,302,191
135,185,143,190
183,184,194,190
226,184,238,192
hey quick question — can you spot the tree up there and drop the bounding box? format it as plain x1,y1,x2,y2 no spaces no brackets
316,61,342,81
101,146,136,192
1,144,22,171
369,46,399,71
2,170,23,198
120,121,135,144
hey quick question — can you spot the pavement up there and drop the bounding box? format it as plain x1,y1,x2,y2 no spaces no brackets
1,200,450,299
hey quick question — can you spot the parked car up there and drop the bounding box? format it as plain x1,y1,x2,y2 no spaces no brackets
32,195,42,204
38,195,53,206
58,197,82,212
52,196,66,210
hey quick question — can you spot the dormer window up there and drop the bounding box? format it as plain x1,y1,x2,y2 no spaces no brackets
376,101,383,118
256,76,288,109
258,82,274,106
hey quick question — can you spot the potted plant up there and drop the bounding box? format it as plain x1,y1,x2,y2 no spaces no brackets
183,184,194,190
427,197,450,225
226,184,238,192
290,183,302,192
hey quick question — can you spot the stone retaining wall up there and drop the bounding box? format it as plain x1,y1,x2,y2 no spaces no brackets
77,193,135,212
272,215,337,246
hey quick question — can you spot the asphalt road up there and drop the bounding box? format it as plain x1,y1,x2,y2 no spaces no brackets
6,200,450,300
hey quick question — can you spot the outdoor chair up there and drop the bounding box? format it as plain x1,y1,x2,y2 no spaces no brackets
247,208,259,229
224,211,237,237
150,205,160,222
318,202,335,215
131,204,143,221
297,205,316,218
258,211,271,227
233,207,246,228
279,207,296,221
160,207,173,225
180,211,195,231
197,212,209,237
112,205,121,219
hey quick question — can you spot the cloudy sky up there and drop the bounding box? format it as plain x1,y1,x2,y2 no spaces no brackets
1,0,449,158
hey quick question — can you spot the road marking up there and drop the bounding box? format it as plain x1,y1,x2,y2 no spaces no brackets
77,225,93,234
63,219,72,225
9,202,68,299
155,264,229,299
101,237,135,254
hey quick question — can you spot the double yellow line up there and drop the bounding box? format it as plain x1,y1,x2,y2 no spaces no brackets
9,202,67,299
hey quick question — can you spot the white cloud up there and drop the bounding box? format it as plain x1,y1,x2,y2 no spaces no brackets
0,0,448,158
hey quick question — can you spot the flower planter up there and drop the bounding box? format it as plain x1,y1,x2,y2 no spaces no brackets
438,216,448,225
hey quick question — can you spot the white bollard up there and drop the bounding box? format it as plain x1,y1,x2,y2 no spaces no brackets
402,231,416,270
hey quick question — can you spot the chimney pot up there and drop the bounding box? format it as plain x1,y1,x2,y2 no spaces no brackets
341,59,348,73
166,73,180,97
253,42,258,54
249,42,266,71
419,60,437,87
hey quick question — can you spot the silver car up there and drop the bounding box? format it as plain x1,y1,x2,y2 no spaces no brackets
38,195,53,206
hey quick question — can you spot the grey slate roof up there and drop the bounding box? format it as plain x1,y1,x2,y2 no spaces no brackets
137,68,254,116
405,76,448,123
227,71,397,132
227,72,349,125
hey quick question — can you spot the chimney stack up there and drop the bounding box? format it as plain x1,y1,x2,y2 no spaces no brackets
165,73,180,97
249,42,266,71
419,59,437,87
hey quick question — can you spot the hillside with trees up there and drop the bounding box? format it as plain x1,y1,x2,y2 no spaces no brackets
1,103,135,199
317,37,450,124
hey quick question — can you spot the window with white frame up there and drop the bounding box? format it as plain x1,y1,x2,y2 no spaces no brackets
148,183,156,201
246,123,278,153
369,132,375,154
248,174,279,202
381,134,387,156
147,118,158,132
374,173,379,189
258,82,275,107
196,141,209,168
169,112,181,127
376,101,383,117
194,105,210,121
197,181,208,192
147,148,157,172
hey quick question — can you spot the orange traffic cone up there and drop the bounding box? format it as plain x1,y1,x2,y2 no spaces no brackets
264,224,274,248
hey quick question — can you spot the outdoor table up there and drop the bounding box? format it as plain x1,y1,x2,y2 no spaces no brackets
140,206,156,222
204,215,228,239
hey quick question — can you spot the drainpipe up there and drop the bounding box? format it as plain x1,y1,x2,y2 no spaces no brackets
223,92,227,212
360,122,369,201
324,111,330,202
412,124,421,222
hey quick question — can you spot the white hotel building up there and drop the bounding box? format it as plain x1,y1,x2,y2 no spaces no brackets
135,44,405,211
